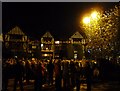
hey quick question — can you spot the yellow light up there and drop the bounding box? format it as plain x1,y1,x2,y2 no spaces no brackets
41,44,43,47
83,17,90,24
32,58,35,60
94,61,97,64
55,41,60,44
32,45,36,49
91,11,98,19
0,33,3,41
44,54,47,56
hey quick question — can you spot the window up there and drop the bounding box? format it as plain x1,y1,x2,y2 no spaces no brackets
74,54,77,59
32,45,36,49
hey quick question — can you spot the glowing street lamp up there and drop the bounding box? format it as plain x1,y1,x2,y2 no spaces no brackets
83,17,90,24
82,10,101,59
82,10,101,35
83,11,99,25
91,11,98,19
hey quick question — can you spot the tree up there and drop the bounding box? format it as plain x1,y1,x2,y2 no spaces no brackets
80,4,119,59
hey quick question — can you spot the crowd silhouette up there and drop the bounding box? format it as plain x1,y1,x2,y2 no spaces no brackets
3,57,116,91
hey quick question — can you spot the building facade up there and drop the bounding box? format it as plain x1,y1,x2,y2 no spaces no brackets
40,31,54,60
3,26,85,60
3,26,28,59
68,31,85,59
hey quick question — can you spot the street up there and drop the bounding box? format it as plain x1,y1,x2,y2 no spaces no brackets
7,79,120,91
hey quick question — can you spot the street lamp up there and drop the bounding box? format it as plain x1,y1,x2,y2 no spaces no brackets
82,10,101,59
83,11,99,25
81,5,119,60
82,11,99,38
91,11,99,19
83,17,90,24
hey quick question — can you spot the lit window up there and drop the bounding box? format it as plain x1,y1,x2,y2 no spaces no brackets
74,54,77,59
32,58,35,60
44,54,47,56
74,51,77,53
94,62,97,64
41,44,43,47
55,41,60,44
32,46,36,49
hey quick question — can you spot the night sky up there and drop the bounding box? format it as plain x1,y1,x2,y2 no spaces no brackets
2,2,118,40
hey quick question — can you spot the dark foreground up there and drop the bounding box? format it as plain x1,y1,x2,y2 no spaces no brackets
7,79,120,91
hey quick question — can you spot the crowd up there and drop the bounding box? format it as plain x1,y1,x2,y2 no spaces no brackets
2,57,100,91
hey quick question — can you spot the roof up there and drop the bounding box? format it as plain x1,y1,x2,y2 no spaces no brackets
70,31,83,39
42,31,53,38
7,26,25,35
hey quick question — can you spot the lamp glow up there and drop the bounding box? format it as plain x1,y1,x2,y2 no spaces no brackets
91,11,98,19
83,17,90,24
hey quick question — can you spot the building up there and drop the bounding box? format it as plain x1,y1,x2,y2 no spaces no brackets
40,31,54,60
3,26,85,60
68,31,85,59
3,26,28,59
27,40,40,59
54,40,62,59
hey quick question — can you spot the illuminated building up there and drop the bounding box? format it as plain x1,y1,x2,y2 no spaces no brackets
69,31,85,59
41,31,54,59
3,26,28,59
3,26,85,60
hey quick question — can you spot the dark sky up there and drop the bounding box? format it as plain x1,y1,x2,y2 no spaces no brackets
2,2,118,40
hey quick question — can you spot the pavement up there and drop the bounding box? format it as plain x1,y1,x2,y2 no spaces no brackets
6,79,120,91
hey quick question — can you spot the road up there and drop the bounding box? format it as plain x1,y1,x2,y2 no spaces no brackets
6,79,120,91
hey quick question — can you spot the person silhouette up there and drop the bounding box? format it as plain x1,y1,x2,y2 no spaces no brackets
85,62,92,91
13,58,24,91
47,60,54,85
34,61,42,91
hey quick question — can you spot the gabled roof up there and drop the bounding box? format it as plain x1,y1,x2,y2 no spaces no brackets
7,26,25,35
42,31,53,38
70,31,83,39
